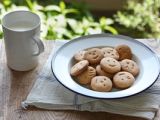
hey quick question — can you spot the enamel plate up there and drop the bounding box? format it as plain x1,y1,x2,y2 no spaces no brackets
51,34,160,99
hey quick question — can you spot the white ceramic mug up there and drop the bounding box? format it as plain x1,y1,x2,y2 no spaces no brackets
2,11,44,71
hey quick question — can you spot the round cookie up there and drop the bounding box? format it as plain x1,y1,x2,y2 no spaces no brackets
96,65,114,79
115,44,132,60
101,47,119,60
74,50,86,61
100,57,121,74
70,60,89,76
84,48,104,64
113,71,135,89
120,59,139,76
91,76,112,92
77,66,96,85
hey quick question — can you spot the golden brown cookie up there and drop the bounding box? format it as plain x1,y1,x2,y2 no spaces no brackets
96,65,114,79
101,47,119,60
70,60,89,76
113,71,135,89
120,59,139,76
74,50,86,61
77,66,96,84
100,57,121,74
84,48,104,64
115,44,132,60
91,76,112,92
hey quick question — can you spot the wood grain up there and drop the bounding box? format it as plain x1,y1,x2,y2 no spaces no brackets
0,40,157,120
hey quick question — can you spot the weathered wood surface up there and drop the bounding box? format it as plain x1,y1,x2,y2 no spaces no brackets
0,39,159,120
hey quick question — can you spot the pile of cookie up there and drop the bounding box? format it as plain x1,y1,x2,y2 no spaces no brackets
70,45,139,92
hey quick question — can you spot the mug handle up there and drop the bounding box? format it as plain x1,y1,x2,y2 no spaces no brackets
32,36,44,56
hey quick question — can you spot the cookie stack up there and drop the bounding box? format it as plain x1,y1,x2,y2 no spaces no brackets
70,45,139,92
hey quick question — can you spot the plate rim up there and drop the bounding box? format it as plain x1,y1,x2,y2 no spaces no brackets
51,33,160,99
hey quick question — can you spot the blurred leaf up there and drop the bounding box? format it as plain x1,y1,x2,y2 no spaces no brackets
104,26,118,35
100,17,114,26
44,5,61,12
63,9,79,15
67,18,77,30
67,18,84,34
33,2,44,11
59,1,66,11
87,28,102,34
3,0,11,7
25,0,33,10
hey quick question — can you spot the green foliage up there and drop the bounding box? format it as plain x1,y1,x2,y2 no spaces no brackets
114,0,160,38
0,0,117,40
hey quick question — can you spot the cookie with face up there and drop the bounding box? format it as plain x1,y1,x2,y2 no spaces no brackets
70,60,89,76
113,71,135,89
101,47,119,60
100,57,121,74
77,66,96,85
91,76,112,92
120,59,139,76
74,50,86,61
115,44,132,60
84,48,104,64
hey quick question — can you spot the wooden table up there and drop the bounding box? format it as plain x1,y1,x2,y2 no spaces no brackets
0,39,159,120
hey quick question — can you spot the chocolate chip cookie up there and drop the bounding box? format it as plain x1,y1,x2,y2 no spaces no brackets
91,76,112,92
113,71,135,89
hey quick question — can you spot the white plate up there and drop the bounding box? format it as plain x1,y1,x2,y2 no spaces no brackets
51,34,160,99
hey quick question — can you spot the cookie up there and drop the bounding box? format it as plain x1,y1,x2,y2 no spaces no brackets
91,76,112,92
74,50,86,61
70,60,89,76
115,44,132,60
100,57,121,74
120,59,139,76
113,71,135,89
101,47,119,60
84,48,104,64
96,65,114,79
77,66,96,84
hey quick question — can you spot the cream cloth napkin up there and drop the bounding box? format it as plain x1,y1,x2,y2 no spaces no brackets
22,40,160,120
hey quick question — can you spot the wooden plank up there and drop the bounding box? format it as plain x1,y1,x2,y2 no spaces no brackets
0,39,156,120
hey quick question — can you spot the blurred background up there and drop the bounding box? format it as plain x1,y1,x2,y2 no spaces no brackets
0,0,160,40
